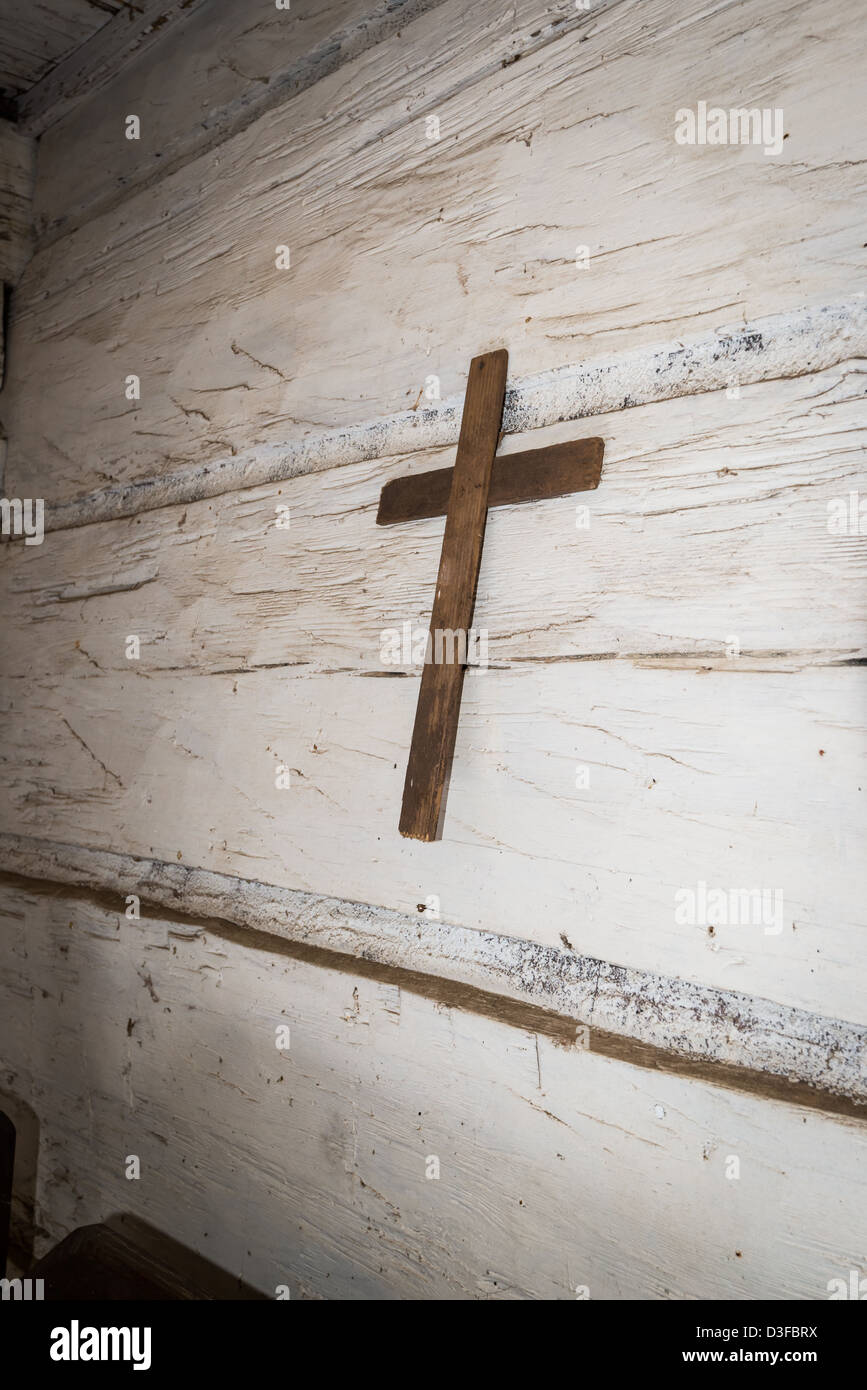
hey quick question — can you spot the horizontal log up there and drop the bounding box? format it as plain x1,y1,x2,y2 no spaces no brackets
27,0,454,218
0,660,863,1024
3,876,866,1297
1,839,866,1111
23,299,866,535
2,366,863,679
7,0,865,505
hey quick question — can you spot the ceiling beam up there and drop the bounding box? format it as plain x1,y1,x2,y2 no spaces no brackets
18,0,213,137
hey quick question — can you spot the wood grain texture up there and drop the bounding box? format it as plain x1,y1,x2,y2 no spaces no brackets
0,0,865,1302
0,367,863,1022
6,0,865,504
377,437,604,524
2,880,866,1299
29,0,594,239
3,836,865,1107
0,0,122,102
1,367,862,681
24,0,452,189
400,350,507,840
0,121,35,286
0,660,864,1024
18,0,215,136
25,298,867,535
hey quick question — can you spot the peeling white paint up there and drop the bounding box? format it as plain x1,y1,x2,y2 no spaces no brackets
36,297,867,533
2,833,865,1105
4,878,866,1299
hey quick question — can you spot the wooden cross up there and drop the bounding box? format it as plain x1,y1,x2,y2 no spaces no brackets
377,349,604,841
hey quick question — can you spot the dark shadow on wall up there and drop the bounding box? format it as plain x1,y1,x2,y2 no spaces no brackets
34,1213,268,1299
0,1092,266,1297
0,879,272,1300
0,1092,39,1273
0,1108,14,1274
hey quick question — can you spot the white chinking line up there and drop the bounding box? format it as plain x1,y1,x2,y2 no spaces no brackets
1,833,865,1106
41,295,867,535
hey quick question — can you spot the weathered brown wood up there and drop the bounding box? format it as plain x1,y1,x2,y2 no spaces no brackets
32,1219,267,1300
377,437,604,525
399,349,508,841
0,1109,13,1279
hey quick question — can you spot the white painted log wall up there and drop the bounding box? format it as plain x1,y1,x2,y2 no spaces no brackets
0,0,865,1298
28,0,449,202
4,658,866,1021
5,0,866,503
1,365,864,1024
2,880,867,1301
4,364,865,671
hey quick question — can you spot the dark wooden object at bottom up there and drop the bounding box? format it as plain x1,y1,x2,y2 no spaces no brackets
0,1111,14,1278
33,1218,268,1299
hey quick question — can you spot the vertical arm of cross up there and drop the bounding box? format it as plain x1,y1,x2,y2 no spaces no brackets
398,349,508,841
